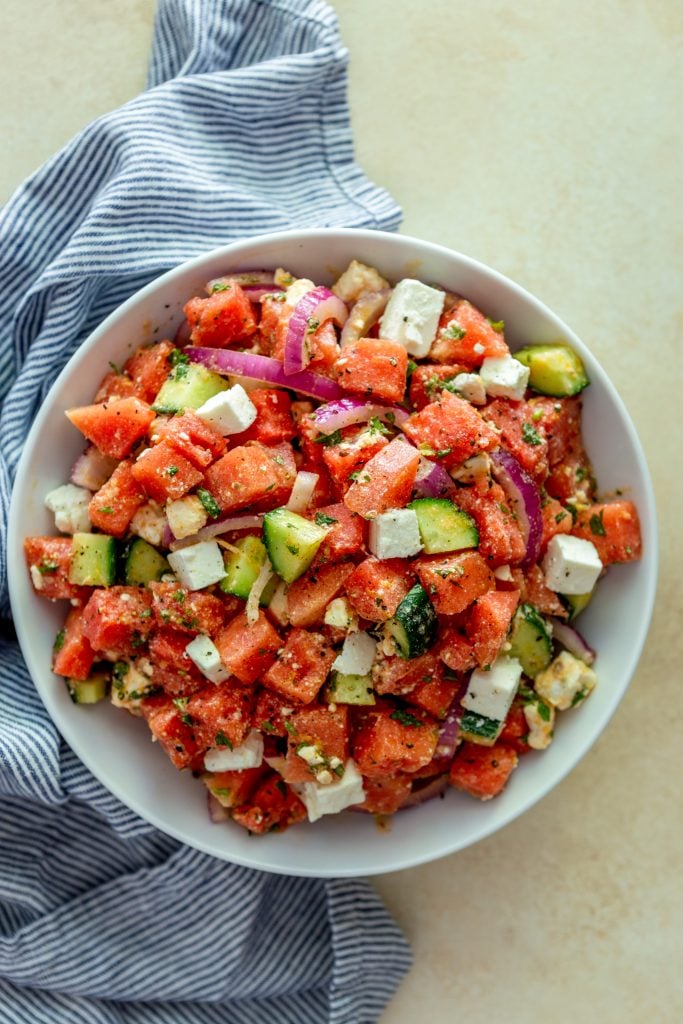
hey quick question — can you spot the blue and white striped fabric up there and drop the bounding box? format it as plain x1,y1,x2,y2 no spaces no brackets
0,1,409,1020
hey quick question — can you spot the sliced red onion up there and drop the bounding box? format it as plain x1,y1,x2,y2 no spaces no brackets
340,289,390,347
285,470,319,513
284,286,348,375
170,514,263,551
70,445,117,490
208,793,230,823
174,319,192,346
205,270,275,295
490,449,543,569
413,457,457,499
187,347,344,402
550,618,596,665
161,523,175,549
400,774,450,809
312,397,409,433
435,694,462,760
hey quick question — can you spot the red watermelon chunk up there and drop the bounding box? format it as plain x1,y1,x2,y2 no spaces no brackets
131,441,203,503
262,629,336,705
149,582,225,636
24,536,88,602
214,610,280,685
52,607,96,680
89,460,146,537
184,283,257,348
187,682,254,751
66,397,155,459
141,695,199,770
81,587,154,655
343,437,420,518
402,392,499,469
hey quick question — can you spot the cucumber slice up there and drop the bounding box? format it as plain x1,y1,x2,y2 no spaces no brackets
561,591,593,620
122,538,170,586
262,508,327,584
69,533,116,587
325,671,376,706
513,344,589,397
151,363,228,414
67,673,108,704
220,535,267,599
507,603,553,677
409,497,479,554
459,710,502,746
387,584,438,660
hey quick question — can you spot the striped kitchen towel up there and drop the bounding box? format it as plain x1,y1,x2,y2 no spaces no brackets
0,1,409,1021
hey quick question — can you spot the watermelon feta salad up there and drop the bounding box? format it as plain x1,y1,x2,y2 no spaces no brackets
24,261,643,834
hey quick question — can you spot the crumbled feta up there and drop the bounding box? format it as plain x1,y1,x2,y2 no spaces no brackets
380,279,446,357
369,508,422,560
331,260,390,304
523,701,556,749
130,501,168,547
450,452,491,485
332,631,378,676
542,534,603,595
324,597,358,631
285,277,316,306
196,384,257,436
185,634,231,684
451,372,487,405
534,651,597,710
480,355,530,400
297,744,325,767
71,446,117,491
294,758,366,822
204,729,264,772
166,495,207,540
30,565,44,591
462,657,523,721
493,564,514,582
167,541,226,591
44,484,91,534
111,659,157,713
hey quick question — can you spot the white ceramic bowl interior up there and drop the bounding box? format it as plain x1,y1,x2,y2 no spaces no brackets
8,229,657,877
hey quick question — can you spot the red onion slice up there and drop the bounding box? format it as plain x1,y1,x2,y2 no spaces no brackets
208,793,230,823
312,397,409,433
550,618,596,665
490,449,543,569
340,289,390,347
413,457,457,499
435,693,463,760
70,445,117,490
187,347,344,402
174,318,193,346
400,774,450,809
170,514,264,551
284,286,348,375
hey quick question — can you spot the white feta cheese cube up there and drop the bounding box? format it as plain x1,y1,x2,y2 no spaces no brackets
380,279,446,357
295,758,366,822
44,484,91,534
368,508,422,560
204,729,264,772
185,634,231,684
166,495,208,540
167,540,226,591
493,564,513,582
285,277,316,306
480,355,530,400
332,260,390,304
534,651,597,710
523,700,556,750
130,501,168,547
451,373,487,405
332,631,377,675
449,452,491,485
542,534,603,595
462,657,523,721
196,384,257,436
324,597,358,631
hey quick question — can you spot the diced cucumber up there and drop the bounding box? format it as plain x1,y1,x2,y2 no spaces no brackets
513,344,589,397
122,538,170,586
387,584,438,660
259,574,278,607
262,508,326,584
69,533,116,587
459,710,503,745
507,603,553,677
561,591,593,620
67,673,108,704
151,363,228,414
220,535,267,600
325,671,376,706
408,497,479,554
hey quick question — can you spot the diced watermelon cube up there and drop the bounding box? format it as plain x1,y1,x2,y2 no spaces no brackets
345,557,414,622
89,460,146,537
231,773,307,834
414,551,495,615
429,300,510,367
123,340,176,404
187,682,254,750
203,441,296,514
335,338,408,404
81,587,154,655
281,705,349,782
66,397,155,459
228,389,296,446
131,440,203,503
214,610,281,685
343,437,420,519
148,628,206,696
572,501,642,565
52,607,95,680
353,708,439,778
466,589,520,668
24,536,88,602
152,410,226,469
449,741,518,799
141,694,199,770
286,562,355,628
149,582,225,636
402,391,499,469
262,629,336,705
184,283,257,348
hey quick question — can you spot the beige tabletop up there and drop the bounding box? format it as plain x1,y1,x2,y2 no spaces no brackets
2,1,681,1021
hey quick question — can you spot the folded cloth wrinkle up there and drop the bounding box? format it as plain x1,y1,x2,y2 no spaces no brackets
0,0,409,1021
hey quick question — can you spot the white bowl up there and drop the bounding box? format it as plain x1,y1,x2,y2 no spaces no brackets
8,229,658,877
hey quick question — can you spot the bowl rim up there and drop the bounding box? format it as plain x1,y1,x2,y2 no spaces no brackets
7,227,659,876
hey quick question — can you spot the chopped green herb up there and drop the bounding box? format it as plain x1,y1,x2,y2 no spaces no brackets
522,422,543,446
167,466,179,477
168,349,189,367
435,448,452,459
275,779,288,797
53,629,66,652
211,281,232,293
108,361,121,374
262,721,276,734
589,511,606,537
570,689,587,707
536,700,551,722
215,731,233,748
531,408,543,422
197,488,221,519
97,507,114,515
368,416,391,436
443,322,466,340
332,762,345,777
555,510,568,524
172,697,193,726
575,466,587,482
38,561,59,574
390,709,422,728
315,512,338,527
286,543,300,555
284,720,297,736
487,318,505,333
306,317,320,335
314,429,343,447
173,363,189,380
